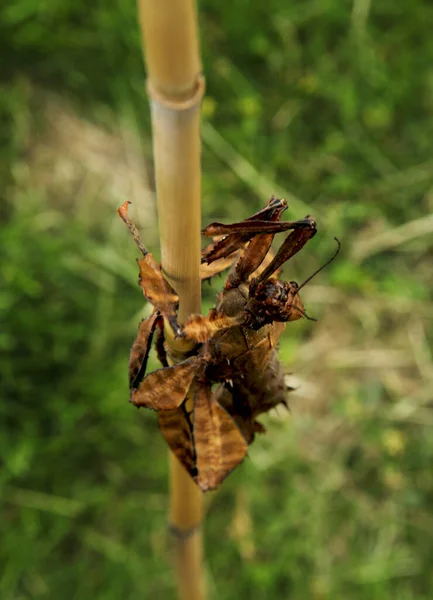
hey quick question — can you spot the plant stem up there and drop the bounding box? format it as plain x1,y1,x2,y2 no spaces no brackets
137,1,206,599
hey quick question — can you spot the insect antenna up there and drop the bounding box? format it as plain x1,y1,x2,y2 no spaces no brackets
296,237,340,294
285,303,317,322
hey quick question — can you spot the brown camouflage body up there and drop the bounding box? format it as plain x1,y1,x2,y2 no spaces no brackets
206,284,288,443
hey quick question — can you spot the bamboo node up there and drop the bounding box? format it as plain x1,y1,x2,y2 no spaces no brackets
147,74,205,111
168,521,203,541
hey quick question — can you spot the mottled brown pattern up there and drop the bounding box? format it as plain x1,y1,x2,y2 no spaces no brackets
201,231,251,264
203,216,315,238
216,401,249,480
247,279,306,323
201,197,287,266
131,357,200,410
223,199,287,289
199,239,240,280
154,319,169,368
119,197,324,491
137,256,179,332
199,257,237,280
214,349,289,444
225,232,274,290
209,326,249,362
183,310,246,343
250,224,317,291
194,382,248,492
193,383,219,490
128,311,160,389
118,201,180,334
158,407,196,478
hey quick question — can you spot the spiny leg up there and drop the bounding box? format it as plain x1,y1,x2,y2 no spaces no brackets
182,308,248,343
201,196,288,265
201,197,310,289
242,195,287,221
250,221,317,292
202,216,315,239
223,233,273,290
223,199,289,289
252,244,281,279
202,215,315,284
204,195,287,237
199,237,281,284
199,238,242,281
118,201,181,336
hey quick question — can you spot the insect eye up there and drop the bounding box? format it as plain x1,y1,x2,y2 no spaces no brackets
289,281,299,289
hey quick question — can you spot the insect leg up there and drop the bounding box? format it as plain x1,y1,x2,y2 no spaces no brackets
199,239,242,281
201,217,313,268
202,216,315,238
250,222,317,291
118,201,181,336
201,196,288,265
223,199,293,289
224,232,274,289
182,309,247,343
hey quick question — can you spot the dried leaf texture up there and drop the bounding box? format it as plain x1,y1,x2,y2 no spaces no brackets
129,311,161,389
194,383,248,491
183,310,246,343
137,256,180,334
131,357,200,410
159,407,197,478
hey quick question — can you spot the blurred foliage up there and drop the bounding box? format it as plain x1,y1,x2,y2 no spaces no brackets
1,0,433,599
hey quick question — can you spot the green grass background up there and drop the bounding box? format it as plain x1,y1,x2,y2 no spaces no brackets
2,0,433,598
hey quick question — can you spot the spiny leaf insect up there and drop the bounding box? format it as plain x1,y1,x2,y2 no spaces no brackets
118,197,339,491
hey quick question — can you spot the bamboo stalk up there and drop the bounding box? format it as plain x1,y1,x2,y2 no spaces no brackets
137,2,206,599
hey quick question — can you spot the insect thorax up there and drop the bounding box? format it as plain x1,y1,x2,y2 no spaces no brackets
216,284,249,316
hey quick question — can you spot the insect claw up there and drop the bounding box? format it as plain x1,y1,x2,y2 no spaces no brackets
167,316,182,338
174,329,186,340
